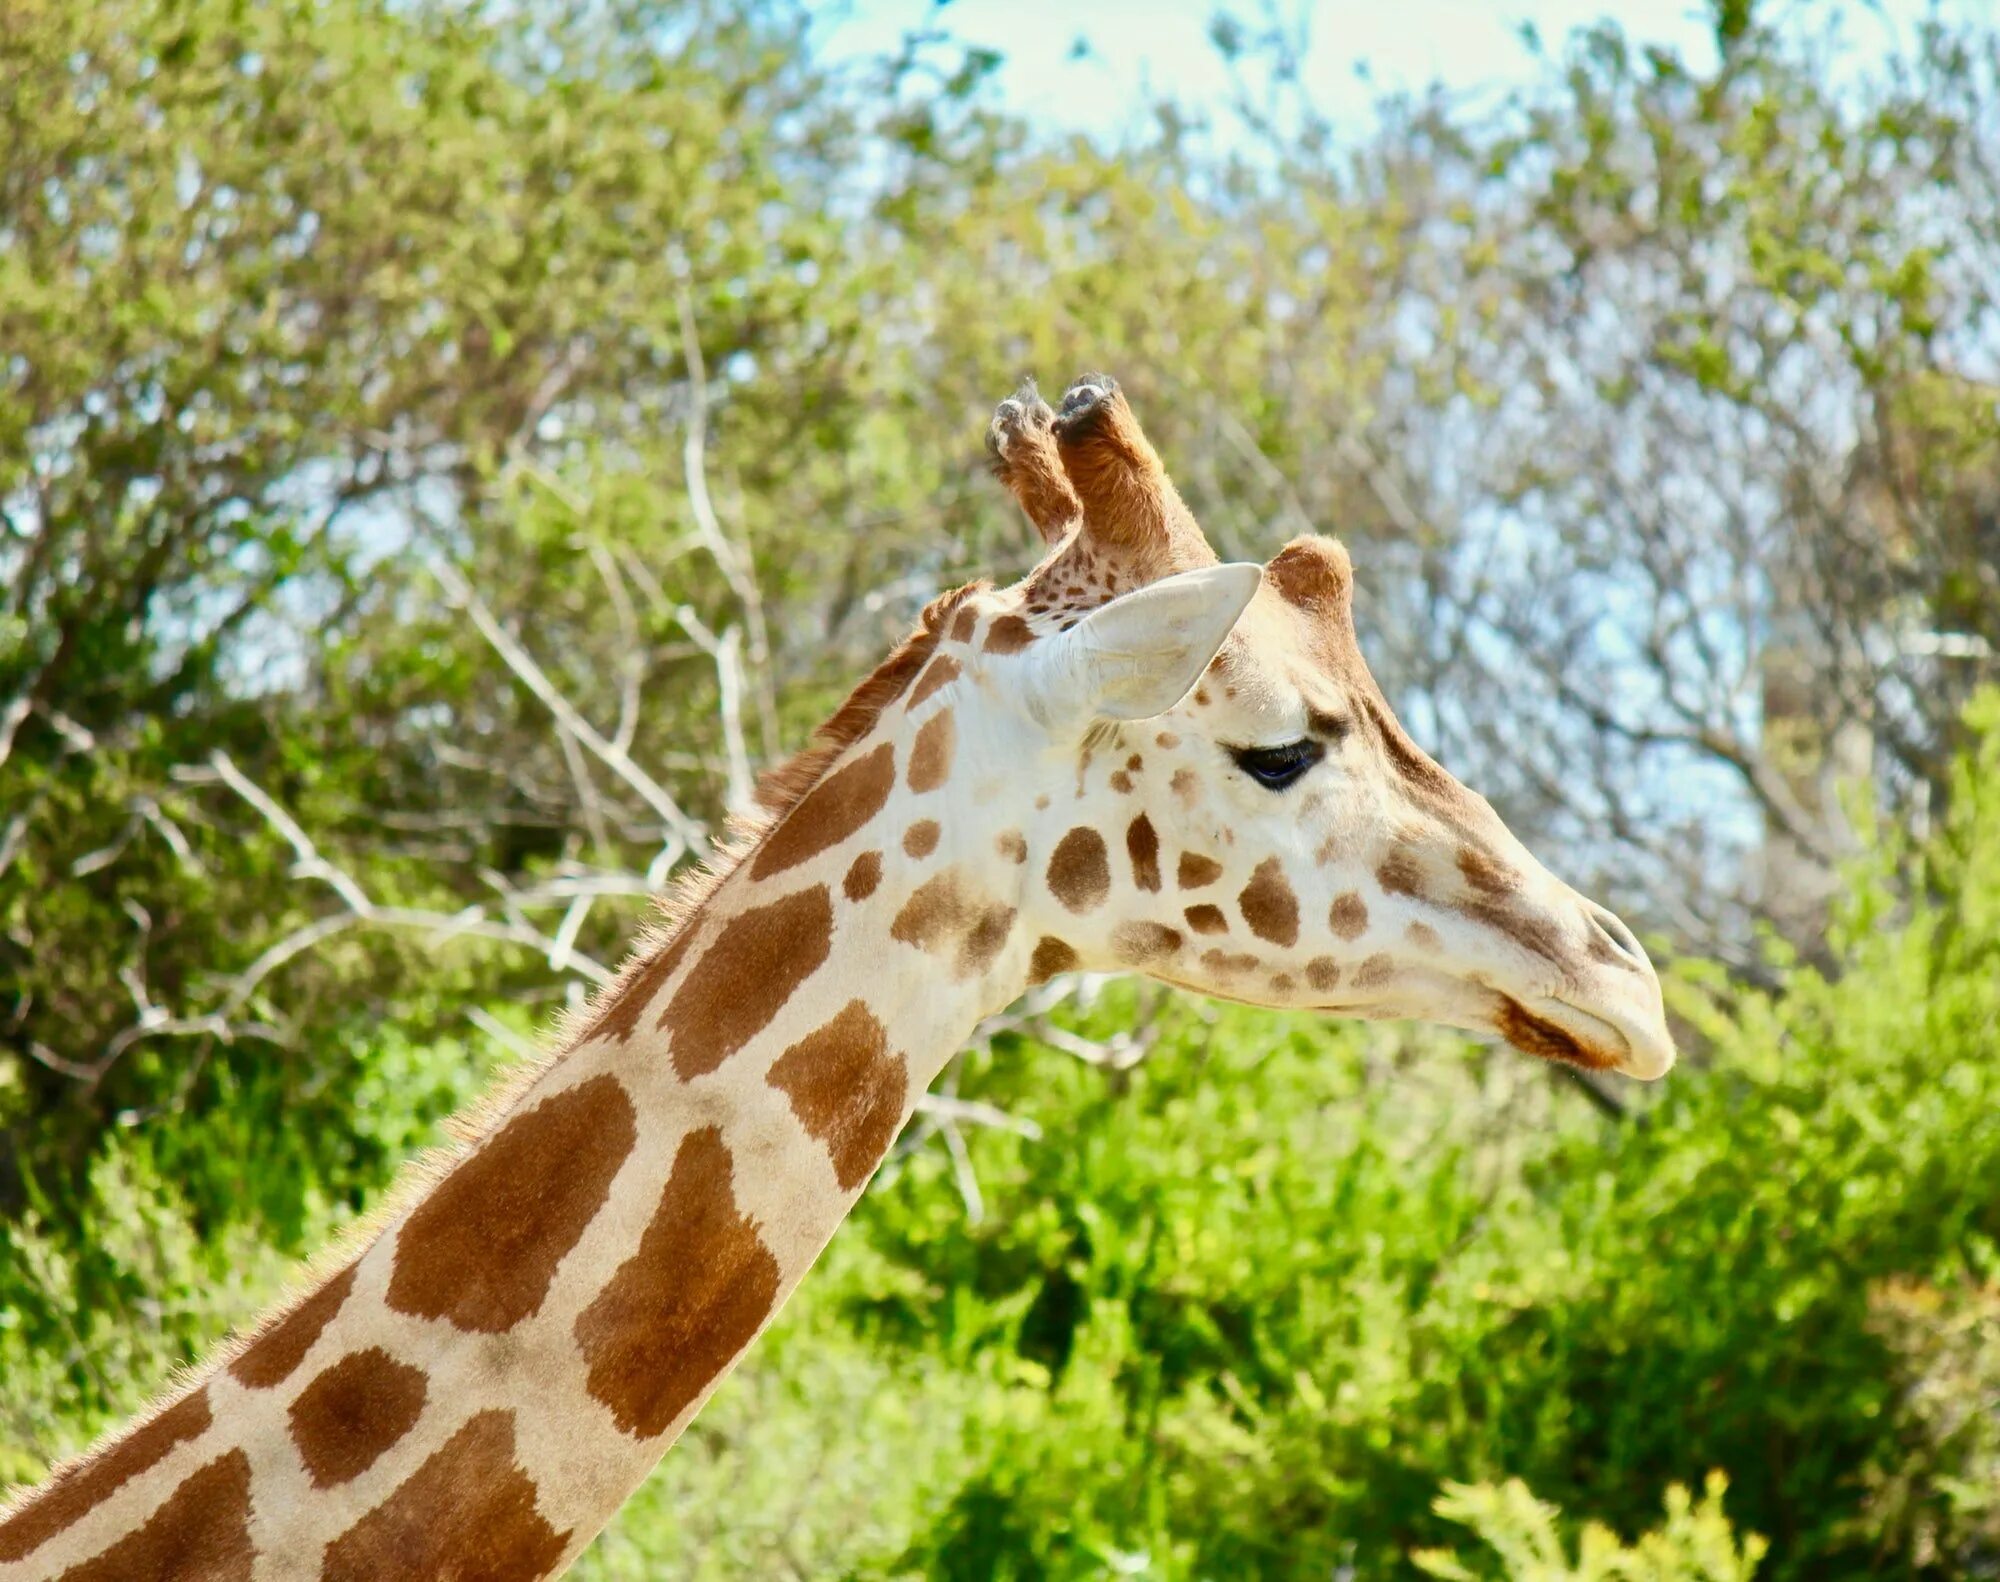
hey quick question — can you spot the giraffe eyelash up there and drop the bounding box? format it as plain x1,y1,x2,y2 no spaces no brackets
1229,740,1324,790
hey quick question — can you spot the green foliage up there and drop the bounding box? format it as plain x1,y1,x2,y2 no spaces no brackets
7,3,2000,1579
1412,1474,1766,1581
0,1021,500,1482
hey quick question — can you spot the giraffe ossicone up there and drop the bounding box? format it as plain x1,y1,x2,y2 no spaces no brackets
1,373,1673,1579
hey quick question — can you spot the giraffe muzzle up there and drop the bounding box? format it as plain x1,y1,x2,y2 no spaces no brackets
1502,992,1676,1080
1496,896,1676,1079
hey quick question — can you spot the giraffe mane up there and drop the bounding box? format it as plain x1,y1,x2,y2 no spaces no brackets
637,576,989,967
119,576,991,1441
746,580,989,821
537,576,991,1112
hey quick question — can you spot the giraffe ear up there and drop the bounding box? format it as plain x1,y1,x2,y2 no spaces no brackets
1024,563,1262,727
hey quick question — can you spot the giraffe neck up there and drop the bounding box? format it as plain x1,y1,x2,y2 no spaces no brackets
0,683,1036,1579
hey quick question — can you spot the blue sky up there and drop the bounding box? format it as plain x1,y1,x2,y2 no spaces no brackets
821,0,1972,141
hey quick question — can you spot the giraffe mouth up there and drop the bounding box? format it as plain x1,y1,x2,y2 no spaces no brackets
1498,995,1672,1079
1176,974,1671,1081
1495,997,1622,1071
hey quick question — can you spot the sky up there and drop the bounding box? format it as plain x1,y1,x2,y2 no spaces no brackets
817,0,1985,894
821,0,1971,143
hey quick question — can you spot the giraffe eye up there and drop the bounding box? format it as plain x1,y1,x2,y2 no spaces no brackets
1230,740,1323,790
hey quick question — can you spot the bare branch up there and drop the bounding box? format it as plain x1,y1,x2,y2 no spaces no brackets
937,1114,984,1225
467,1006,541,1064
0,695,29,769
0,814,29,882
199,752,617,997
677,285,779,764
913,1092,1043,1140
431,558,707,863
555,721,615,860
671,601,756,812
1555,1065,1628,1122
136,796,201,874
583,539,647,758
204,752,373,914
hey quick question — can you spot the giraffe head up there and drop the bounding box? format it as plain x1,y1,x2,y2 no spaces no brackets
952,373,1673,1079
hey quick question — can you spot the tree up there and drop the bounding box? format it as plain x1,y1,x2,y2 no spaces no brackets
1373,12,1993,953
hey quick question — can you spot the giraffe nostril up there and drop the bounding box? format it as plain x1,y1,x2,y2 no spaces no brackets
1586,903,1646,968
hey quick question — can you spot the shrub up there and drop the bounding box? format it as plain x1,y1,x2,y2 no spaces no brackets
1412,1474,1766,1582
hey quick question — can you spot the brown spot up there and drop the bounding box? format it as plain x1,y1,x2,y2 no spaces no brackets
1184,904,1228,935
887,871,954,949
1496,998,1617,1070
908,653,961,709
1457,846,1519,897
1193,688,1211,706
751,744,895,880
843,850,882,901
1178,852,1222,889
1112,921,1181,963
230,1266,357,1390
962,906,1016,973
1377,850,1426,899
1047,827,1110,913
0,1390,212,1563
1170,768,1199,802
661,886,834,1078
767,1001,909,1191
1271,972,1294,993
996,830,1027,864
1155,731,1180,748
575,1129,782,1438
1305,957,1341,992
581,925,700,1046
1329,892,1368,940
890,871,1015,976
1462,898,1571,967
54,1450,251,1582
387,1074,636,1332
903,820,940,858
1353,952,1396,989
1126,816,1161,892
949,605,979,643
1238,858,1300,947
1125,754,1143,772
1358,693,1458,803
1109,770,1134,794
320,1410,568,1582
289,1349,427,1490
1313,831,1352,866
1406,921,1442,952
907,709,956,793
1201,949,1260,975
1034,793,1051,811
983,614,1035,653
1029,937,1080,983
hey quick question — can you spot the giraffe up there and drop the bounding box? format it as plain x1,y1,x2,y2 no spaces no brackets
0,374,1674,1580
